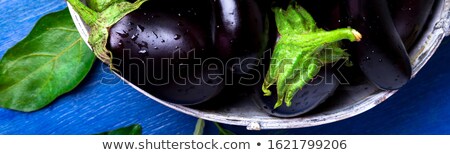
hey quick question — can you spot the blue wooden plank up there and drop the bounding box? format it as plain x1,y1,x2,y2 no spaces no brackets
0,0,67,58
1,0,450,135
0,61,198,134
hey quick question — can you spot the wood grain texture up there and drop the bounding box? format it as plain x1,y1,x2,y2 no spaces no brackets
1,0,450,135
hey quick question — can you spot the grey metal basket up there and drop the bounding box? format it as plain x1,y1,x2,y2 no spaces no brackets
68,0,450,130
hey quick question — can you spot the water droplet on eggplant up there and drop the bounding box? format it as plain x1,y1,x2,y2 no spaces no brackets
131,34,138,41
173,34,181,40
138,50,147,54
115,31,129,38
137,25,145,32
152,31,158,38
137,41,148,49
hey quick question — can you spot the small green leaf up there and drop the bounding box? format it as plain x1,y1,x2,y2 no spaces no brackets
97,124,142,135
214,123,235,135
0,8,95,112
193,119,205,135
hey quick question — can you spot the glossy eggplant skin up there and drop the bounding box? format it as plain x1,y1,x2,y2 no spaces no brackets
108,0,273,105
213,0,270,59
343,0,412,90
297,0,344,30
253,67,339,118
212,0,271,85
388,0,436,51
108,0,224,105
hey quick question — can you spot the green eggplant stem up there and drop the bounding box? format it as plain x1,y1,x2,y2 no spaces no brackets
66,0,99,26
87,0,126,12
262,4,362,109
66,0,148,67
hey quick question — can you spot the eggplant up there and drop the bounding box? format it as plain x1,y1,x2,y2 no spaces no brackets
388,0,436,51
108,0,224,105
212,0,270,59
297,0,344,30
212,0,271,85
343,0,412,90
274,0,345,30
69,0,415,114
254,66,339,118
107,0,273,105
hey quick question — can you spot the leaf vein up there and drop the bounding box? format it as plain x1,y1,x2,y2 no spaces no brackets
46,27,78,32
2,53,57,73
0,38,82,93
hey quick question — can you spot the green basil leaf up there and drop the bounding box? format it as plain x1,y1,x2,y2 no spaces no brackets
0,8,95,112
214,123,236,135
97,124,143,135
193,119,205,135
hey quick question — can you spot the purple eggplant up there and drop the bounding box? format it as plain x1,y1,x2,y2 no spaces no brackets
108,0,224,105
343,0,412,90
388,0,436,51
254,66,339,118
297,0,344,30
107,0,272,105
212,0,271,84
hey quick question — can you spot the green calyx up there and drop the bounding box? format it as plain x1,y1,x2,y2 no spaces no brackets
263,4,362,109
86,0,126,12
66,0,148,66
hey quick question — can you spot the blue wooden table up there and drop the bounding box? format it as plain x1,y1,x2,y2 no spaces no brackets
1,0,450,135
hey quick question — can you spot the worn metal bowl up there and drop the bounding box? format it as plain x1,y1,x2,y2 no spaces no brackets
68,0,450,130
